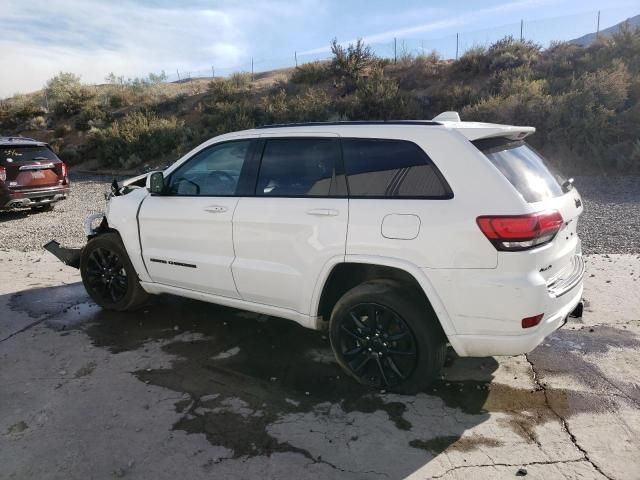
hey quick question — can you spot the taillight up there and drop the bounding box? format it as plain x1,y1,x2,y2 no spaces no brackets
476,211,564,251
522,314,544,328
0,166,5,182
60,162,68,183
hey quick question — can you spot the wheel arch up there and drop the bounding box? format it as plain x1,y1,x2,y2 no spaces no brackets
312,256,458,340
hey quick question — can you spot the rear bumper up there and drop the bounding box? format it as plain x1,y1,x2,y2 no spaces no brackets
425,253,585,357
448,285,583,356
0,186,69,209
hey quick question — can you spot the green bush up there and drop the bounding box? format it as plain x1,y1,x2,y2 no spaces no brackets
486,36,541,71
331,38,375,82
290,61,332,84
90,111,187,168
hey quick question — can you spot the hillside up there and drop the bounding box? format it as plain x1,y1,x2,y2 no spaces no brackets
570,14,640,47
1,28,639,176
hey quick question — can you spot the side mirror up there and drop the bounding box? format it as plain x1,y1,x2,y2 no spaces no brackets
147,171,165,194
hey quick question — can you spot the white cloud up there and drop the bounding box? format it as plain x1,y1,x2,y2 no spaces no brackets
0,0,304,97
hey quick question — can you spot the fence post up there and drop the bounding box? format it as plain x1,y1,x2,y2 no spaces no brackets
520,19,523,41
455,33,459,60
394,37,397,63
596,10,600,38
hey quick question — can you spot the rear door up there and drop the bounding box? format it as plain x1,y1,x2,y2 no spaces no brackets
0,145,64,191
138,138,256,298
474,138,583,282
231,134,348,315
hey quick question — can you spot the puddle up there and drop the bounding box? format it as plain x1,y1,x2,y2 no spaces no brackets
12,283,633,461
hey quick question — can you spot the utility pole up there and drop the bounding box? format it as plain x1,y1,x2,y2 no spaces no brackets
176,69,181,81
394,37,397,63
295,51,298,67
520,19,523,41
251,58,254,81
421,40,424,56
596,10,601,39
211,66,215,78
455,33,459,60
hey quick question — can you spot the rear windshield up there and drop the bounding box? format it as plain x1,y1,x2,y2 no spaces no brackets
0,146,58,164
473,138,564,203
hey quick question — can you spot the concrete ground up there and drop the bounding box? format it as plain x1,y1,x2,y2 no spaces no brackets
0,251,639,480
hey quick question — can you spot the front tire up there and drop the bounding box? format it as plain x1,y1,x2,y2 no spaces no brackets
80,232,149,311
329,280,446,394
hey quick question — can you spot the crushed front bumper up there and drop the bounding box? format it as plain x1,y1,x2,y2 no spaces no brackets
43,240,82,269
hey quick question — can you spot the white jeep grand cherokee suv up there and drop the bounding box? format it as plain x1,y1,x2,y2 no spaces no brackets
73,113,585,393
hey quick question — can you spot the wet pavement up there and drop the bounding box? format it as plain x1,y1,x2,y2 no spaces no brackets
1,251,639,479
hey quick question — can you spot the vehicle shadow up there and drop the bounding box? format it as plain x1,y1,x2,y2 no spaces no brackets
6,282,504,478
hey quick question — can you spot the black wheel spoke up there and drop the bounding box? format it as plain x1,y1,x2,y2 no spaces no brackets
374,354,390,387
387,348,415,356
351,352,372,372
385,356,407,380
343,345,364,356
341,325,366,343
388,330,411,342
349,312,370,333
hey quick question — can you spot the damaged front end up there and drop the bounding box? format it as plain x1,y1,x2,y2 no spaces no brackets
43,213,108,269
43,173,148,269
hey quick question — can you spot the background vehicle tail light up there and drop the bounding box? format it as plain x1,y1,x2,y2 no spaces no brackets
476,211,564,251
522,314,544,328
0,166,5,182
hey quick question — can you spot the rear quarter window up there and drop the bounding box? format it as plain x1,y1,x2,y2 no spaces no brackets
473,138,564,203
342,138,452,198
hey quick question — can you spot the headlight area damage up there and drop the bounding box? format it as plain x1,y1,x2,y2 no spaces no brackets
43,174,148,269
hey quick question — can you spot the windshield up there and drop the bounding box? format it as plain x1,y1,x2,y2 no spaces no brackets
473,139,564,203
0,146,58,164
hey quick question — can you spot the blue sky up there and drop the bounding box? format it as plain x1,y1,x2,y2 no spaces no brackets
1,0,638,97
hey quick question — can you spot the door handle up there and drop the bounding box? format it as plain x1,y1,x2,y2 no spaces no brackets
204,205,228,213
306,208,339,216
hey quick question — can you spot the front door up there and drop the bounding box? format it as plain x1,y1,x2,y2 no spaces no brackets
138,139,255,298
232,135,348,315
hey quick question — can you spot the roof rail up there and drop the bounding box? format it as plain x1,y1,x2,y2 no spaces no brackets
256,120,441,129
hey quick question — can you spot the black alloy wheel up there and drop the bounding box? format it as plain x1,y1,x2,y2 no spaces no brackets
337,302,418,389
83,247,129,303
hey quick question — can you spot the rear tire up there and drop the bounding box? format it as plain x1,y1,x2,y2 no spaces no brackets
329,280,446,394
80,232,149,311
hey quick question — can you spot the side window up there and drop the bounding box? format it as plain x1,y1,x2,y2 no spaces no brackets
342,139,451,198
256,138,340,197
167,140,251,196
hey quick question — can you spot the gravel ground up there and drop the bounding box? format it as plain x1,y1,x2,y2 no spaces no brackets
0,174,638,254
0,174,113,251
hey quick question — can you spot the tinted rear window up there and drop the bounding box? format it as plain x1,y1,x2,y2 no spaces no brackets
342,139,451,198
0,146,58,164
474,139,564,203
256,138,341,196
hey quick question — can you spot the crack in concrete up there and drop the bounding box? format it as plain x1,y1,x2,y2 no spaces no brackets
430,458,597,479
525,353,614,480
